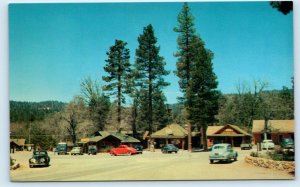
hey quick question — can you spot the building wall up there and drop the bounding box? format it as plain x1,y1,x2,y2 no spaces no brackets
253,132,294,145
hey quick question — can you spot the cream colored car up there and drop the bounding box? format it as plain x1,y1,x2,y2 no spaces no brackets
261,139,275,150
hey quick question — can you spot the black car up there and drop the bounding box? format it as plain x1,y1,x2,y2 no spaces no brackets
133,145,143,154
29,150,50,168
88,145,98,155
161,144,179,154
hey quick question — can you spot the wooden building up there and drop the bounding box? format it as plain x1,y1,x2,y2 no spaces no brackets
10,139,25,151
80,131,140,153
206,125,252,147
150,123,188,149
252,120,294,144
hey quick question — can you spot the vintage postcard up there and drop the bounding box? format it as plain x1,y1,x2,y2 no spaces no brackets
9,1,294,181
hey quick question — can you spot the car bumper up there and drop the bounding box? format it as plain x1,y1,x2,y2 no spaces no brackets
209,155,230,160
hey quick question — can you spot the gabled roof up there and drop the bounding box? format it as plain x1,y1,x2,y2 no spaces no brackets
206,126,223,136
88,131,140,143
110,132,140,143
151,123,188,138
207,124,251,136
10,139,25,146
252,120,294,133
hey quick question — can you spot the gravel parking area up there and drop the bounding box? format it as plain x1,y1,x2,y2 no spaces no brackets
10,148,294,181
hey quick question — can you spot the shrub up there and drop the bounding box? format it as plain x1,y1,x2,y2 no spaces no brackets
250,151,258,157
282,150,295,161
10,157,15,166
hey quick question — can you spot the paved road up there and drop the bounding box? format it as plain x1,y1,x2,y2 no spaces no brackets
10,148,294,181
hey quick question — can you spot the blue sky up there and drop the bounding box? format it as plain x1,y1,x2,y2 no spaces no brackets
9,2,294,104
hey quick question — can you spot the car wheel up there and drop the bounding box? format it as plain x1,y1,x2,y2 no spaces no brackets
29,165,33,168
210,160,213,164
175,151,178,154
128,151,132,155
234,156,237,161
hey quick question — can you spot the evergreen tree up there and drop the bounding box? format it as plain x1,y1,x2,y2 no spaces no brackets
152,90,171,131
174,3,219,150
135,24,169,133
102,40,131,131
174,2,197,98
174,2,198,151
188,36,220,151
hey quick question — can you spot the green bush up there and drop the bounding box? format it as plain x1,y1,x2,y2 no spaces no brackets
282,150,295,161
269,153,283,161
250,151,258,157
10,157,15,166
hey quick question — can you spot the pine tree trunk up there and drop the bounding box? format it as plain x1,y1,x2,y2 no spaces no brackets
149,80,153,134
132,99,137,138
117,73,121,131
202,125,208,151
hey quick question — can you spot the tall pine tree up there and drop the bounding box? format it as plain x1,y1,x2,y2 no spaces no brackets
188,36,219,151
102,40,131,131
174,3,219,151
174,2,196,97
174,2,197,151
135,24,169,133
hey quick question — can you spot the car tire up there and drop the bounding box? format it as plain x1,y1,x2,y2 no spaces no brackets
128,151,132,155
210,160,213,164
175,151,178,154
29,165,33,168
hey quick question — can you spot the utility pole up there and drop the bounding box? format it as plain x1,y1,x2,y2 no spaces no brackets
29,120,31,144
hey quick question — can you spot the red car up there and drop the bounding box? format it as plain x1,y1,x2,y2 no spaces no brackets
109,145,137,156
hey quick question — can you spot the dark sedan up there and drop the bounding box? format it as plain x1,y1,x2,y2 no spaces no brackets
29,150,50,168
161,144,179,154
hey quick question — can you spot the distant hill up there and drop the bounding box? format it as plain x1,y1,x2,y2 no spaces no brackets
10,101,66,123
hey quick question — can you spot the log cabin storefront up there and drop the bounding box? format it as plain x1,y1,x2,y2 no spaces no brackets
206,125,252,147
252,120,294,145
149,123,201,149
149,124,187,149
79,131,140,153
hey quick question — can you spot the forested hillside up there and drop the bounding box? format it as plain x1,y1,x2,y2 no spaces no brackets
10,101,66,123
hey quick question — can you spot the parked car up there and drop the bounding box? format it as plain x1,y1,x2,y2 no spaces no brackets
55,142,68,155
88,145,97,155
209,143,238,164
261,139,275,150
240,143,252,150
161,144,179,154
70,147,83,155
110,145,137,156
280,138,294,149
133,145,143,154
29,150,50,168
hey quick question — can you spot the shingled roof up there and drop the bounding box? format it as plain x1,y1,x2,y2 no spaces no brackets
87,131,140,143
151,123,188,139
10,139,26,146
207,124,251,136
252,120,294,133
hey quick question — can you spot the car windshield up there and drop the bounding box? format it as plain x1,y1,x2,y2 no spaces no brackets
213,145,225,150
34,151,47,155
167,145,175,148
283,139,293,143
